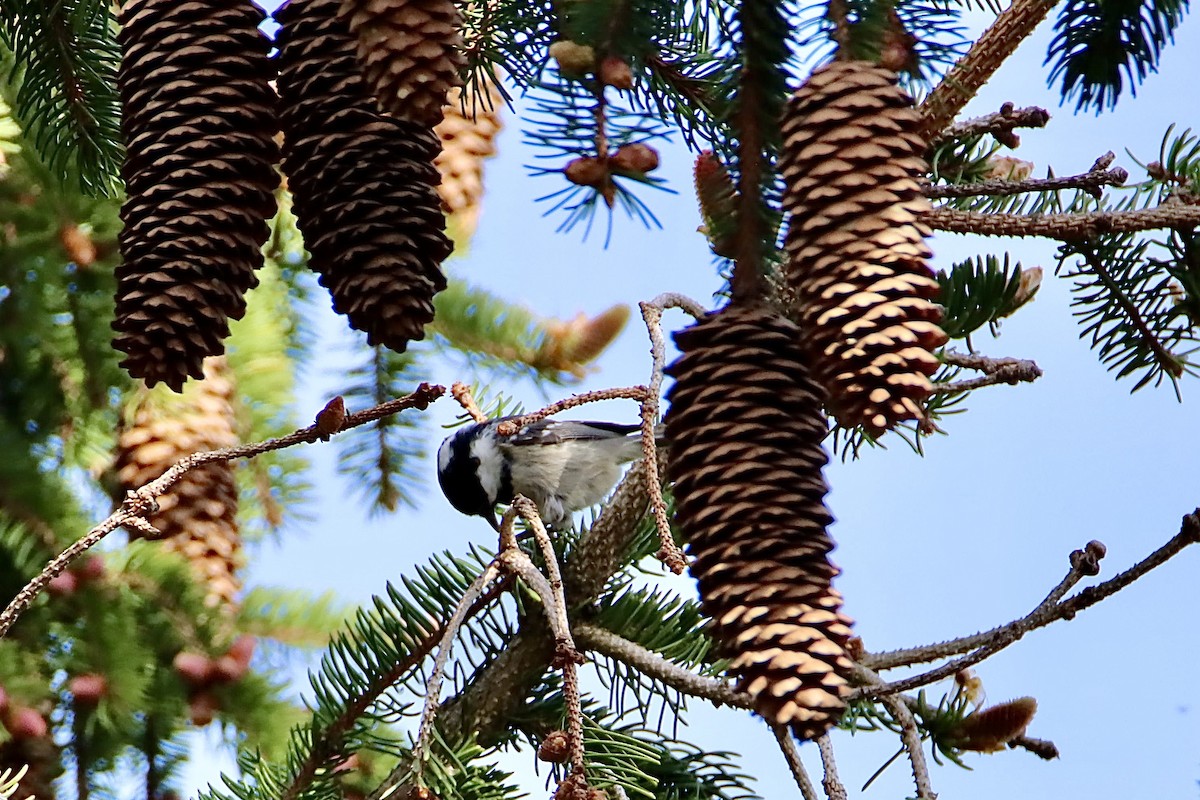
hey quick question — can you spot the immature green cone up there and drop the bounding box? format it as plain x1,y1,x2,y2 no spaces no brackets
114,358,243,610
341,0,465,126
780,61,947,436
277,0,451,352
112,0,279,391
665,305,855,740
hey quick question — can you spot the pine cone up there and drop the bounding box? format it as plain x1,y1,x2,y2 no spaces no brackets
277,0,451,352
113,0,279,391
340,0,465,126
0,735,62,800
780,61,948,436
665,305,855,740
114,357,243,610
434,79,505,240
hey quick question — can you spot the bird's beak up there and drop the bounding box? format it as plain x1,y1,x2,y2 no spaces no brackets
486,510,501,532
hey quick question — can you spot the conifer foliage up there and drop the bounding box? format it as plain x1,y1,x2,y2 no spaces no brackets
112,0,280,391
665,306,855,740
780,61,948,435
277,0,452,355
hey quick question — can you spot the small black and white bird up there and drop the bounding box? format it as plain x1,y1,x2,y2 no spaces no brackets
436,417,651,530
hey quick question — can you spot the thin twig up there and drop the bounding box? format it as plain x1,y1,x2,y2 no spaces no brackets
862,510,1200,681
918,0,1061,139
927,103,1050,148
501,499,587,780
816,735,848,800
637,293,706,574
574,623,751,709
880,696,936,800
926,162,1127,200
926,202,1200,238
934,350,1043,394
494,386,650,436
450,382,488,423
772,725,820,800
0,384,446,639
412,561,504,780
1009,735,1060,760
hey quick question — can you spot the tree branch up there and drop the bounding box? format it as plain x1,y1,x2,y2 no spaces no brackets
816,735,847,800
860,511,1199,684
0,384,446,639
772,725,820,800
934,350,1043,394
926,203,1200,239
879,696,935,800
918,0,1061,139
927,103,1050,148
926,159,1127,200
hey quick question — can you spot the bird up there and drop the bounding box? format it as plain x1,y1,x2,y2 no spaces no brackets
436,416,653,530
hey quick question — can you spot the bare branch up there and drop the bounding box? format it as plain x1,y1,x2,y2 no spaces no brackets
816,735,847,800
934,350,1043,394
928,103,1050,148
0,383,446,639
574,623,751,709
926,161,1127,200
450,381,489,423
918,0,1061,139
880,696,936,800
1009,735,1060,760
861,511,1199,687
493,386,650,436
772,725,821,800
926,202,1200,239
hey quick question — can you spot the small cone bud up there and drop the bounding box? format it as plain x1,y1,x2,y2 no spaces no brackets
227,634,257,668
565,156,609,187
537,730,570,762
984,155,1035,181
173,652,216,688
610,143,659,175
46,572,77,597
599,56,633,89
315,396,347,440
4,707,48,740
211,654,249,683
549,40,595,77
60,223,97,267
69,674,109,707
188,691,220,726
693,151,738,259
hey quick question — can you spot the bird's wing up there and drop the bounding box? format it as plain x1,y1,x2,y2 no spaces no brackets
505,418,641,446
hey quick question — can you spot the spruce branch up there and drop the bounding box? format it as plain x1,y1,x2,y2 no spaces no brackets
412,561,505,783
859,511,1200,684
494,387,650,436
928,103,1050,148
926,157,1128,199
771,725,820,800
0,384,445,638
574,623,751,710
918,0,1061,140
927,202,1200,238
879,696,935,800
815,736,848,800
933,350,1043,394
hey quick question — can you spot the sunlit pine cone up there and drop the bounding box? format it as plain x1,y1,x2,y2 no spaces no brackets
665,304,855,740
434,77,505,240
114,357,243,610
780,61,948,436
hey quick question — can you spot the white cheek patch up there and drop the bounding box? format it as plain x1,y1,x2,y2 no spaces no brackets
437,438,454,472
470,435,504,501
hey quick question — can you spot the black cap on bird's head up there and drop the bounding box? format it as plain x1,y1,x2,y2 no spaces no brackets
437,426,502,530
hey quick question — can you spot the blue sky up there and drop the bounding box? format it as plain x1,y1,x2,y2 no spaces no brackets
202,10,1200,800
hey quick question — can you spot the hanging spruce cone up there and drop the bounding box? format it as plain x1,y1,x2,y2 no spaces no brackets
665,305,855,740
114,358,243,610
0,735,61,800
340,0,465,126
434,79,505,240
112,0,279,391
277,0,451,352
780,61,948,436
